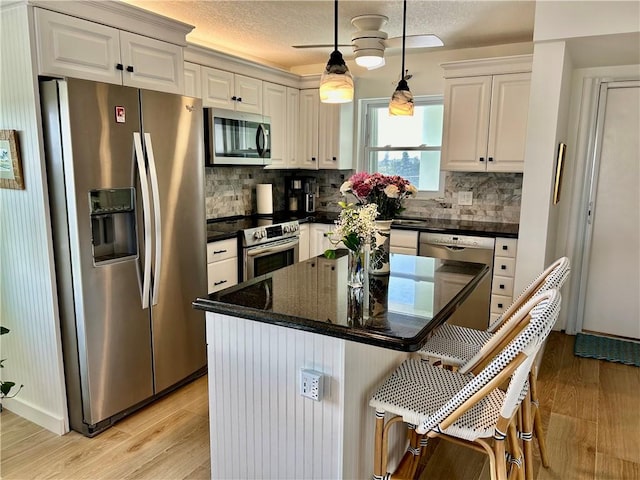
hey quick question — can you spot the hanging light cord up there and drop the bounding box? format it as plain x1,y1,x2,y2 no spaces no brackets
401,0,407,79
334,0,338,52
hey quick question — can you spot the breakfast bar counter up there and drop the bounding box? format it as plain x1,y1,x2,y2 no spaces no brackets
193,253,488,479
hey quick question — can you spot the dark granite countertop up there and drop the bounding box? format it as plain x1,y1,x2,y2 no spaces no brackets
206,212,518,243
193,252,489,352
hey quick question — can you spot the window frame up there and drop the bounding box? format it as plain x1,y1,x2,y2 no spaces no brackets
359,95,445,200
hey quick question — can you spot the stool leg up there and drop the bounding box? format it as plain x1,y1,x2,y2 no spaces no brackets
530,374,550,468
521,392,534,480
507,421,524,480
373,410,384,480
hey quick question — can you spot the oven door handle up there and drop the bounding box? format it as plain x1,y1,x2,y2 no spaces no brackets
247,239,299,257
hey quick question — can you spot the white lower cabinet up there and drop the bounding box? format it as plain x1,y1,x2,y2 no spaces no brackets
390,229,418,255
309,223,344,257
207,238,238,293
490,237,518,324
298,224,310,262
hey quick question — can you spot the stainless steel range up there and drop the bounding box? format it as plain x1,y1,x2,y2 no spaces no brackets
242,220,300,280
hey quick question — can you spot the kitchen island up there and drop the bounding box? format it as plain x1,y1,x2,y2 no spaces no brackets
193,252,488,479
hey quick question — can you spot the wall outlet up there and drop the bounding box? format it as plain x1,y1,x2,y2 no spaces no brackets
458,191,473,206
300,369,323,401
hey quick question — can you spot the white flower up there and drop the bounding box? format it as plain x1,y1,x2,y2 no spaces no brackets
339,181,352,196
384,184,400,198
406,184,418,196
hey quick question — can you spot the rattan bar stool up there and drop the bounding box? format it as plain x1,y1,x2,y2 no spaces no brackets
415,257,570,480
369,289,562,480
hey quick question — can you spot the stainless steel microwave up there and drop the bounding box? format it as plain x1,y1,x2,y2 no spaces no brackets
204,108,271,166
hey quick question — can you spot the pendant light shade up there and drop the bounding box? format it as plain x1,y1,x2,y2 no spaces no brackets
389,0,414,116
319,0,354,103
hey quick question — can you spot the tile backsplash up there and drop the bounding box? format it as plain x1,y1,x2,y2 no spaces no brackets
205,167,522,224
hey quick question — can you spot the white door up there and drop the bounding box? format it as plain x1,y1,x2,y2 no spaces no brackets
580,81,640,339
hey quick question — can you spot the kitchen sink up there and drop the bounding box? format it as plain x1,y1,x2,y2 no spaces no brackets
393,219,425,226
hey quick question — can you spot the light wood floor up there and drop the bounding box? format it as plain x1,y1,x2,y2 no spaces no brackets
1,332,639,480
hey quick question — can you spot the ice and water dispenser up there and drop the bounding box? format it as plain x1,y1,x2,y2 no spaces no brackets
89,188,137,265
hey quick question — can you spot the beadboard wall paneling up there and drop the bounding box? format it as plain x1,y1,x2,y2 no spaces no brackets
206,313,408,479
0,3,68,434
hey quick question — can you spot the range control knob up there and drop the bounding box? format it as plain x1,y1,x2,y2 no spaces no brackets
283,225,290,233
253,230,265,239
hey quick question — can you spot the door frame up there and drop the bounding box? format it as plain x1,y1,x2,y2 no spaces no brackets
567,78,640,335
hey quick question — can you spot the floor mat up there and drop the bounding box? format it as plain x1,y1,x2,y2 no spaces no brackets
574,333,640,367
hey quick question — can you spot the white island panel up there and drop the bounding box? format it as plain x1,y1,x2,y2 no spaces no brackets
206,312,407,479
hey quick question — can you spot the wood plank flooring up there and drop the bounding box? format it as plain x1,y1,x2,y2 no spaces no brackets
1,333,639,480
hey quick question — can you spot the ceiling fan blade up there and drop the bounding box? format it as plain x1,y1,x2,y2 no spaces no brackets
292,44,350,49
385,34,444,49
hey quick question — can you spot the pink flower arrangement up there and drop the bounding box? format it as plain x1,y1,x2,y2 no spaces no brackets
340,172,417,220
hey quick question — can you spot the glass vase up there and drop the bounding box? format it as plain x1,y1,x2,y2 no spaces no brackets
371,219,393,275
347,244,369,326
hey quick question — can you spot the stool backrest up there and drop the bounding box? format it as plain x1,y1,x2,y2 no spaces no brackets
418,289,562,436
487,256,570,334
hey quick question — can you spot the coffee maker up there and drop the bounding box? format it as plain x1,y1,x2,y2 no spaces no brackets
285,176,317,214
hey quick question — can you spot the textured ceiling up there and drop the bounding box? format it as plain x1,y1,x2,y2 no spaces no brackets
122,0,536,70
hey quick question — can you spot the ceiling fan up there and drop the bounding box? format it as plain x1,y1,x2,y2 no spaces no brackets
292,14,443,70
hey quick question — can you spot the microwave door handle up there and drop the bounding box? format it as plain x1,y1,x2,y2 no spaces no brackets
247,239,299,257
133,132,151,309
256,124,264,157
144,133,162,306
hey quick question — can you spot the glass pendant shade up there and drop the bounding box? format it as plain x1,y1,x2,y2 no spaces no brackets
319,50,354,103
389,79,414,116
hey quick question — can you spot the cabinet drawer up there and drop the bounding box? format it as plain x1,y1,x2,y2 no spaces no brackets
390,246,417,256
491,294,513,315
495,238,517,258
492,275,514,296
493,257,516,277
207,257,238,293
390,229,418,249
207,238,237,263
490,312,503,326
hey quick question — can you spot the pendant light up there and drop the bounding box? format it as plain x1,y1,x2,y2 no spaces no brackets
389,0,414,116
319,0,354,103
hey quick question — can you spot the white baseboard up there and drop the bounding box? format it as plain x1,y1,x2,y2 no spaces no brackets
2,397,68,435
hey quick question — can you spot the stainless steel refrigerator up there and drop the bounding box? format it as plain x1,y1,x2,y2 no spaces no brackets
40,78,207,436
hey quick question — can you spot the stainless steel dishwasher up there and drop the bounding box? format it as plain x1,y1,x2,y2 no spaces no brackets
419,232,495,330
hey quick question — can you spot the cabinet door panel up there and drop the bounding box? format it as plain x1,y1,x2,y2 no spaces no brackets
299,90,320,169
202,67,234,108
263,82,287,167
183,62,202,98
120,32,184,94
319,103,340,169
286,87,300,167
487,73,530,172
35,8,122,85
234,74,262,114
441,76,491,171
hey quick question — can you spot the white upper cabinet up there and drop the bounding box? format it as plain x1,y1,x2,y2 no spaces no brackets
299,89,354,170
440,55,532,173
183,62,202,98
263,82,299,169
35,8,184,94
201,66,262,113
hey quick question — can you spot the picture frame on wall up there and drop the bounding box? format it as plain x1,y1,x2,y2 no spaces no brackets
0,129,25,190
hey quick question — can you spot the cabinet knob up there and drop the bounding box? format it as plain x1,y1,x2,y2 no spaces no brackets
311,157,316,162
332,156,337,161
479,157,485,162
501,265,507,270
499,284,505,289
116,63,124,71
214,279,227,286
237,97,242,102
498,303,504,309
213,249,227,254
126,65,134,73
488,157,494,162
502,245,508,250
231,96,237,101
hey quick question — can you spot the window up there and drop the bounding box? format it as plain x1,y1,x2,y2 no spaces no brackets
362,96,444,196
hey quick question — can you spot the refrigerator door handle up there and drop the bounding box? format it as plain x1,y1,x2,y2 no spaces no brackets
133,132,151,309
144,132,162,306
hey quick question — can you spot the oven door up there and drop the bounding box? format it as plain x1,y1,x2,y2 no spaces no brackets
244,237,299,280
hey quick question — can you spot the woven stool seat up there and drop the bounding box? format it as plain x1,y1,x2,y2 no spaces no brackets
370,359,505,442
430,323,493,345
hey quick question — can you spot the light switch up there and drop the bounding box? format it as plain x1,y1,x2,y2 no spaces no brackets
458,191,473,205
